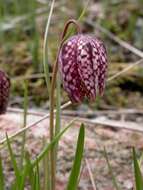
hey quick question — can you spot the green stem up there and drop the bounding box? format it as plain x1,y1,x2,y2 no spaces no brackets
20,81,28,168
49,19,81,190
43,0,55,95
54,72,61,166
43,1,55,189
43,138,51,190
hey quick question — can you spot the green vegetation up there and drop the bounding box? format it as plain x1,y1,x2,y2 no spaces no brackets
0,1,143,189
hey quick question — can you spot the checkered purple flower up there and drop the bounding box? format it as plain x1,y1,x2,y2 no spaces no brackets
58,34,108,103
0,70,10,114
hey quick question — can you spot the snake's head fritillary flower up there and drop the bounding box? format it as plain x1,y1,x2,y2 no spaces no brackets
58,34,108,103
0,70,10,114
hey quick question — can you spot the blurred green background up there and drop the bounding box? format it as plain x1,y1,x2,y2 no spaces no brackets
0,0,143,110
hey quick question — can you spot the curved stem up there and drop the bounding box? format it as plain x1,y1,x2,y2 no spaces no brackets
49,19,81,190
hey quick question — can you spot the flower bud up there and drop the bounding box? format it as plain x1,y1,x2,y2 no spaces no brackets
58,34,108,103
0,70,10,114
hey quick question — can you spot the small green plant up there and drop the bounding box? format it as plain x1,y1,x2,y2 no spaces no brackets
0,121,84,190
0,1,109,190
104,147,143,190
133,148,143,190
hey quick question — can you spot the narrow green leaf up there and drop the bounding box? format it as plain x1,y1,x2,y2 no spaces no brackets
25,152,34,190
66,124,85,190
0,154,5,190
65,0,90,39
43,0,55,95
19,165,28,190
33,172,37,190
21,152,35,190
33,172,36,190
133,148,143,190
35,161,40,190
78,0,90,21
103,147,121,190
32,119,75,167
19,152,34,190
43,138,51,190
6,133,20,182
15,120,74,190
139,151,143,167
20,80,28,168
55,72,61,137
55,72,61,163
11,181,18,190
32,163,41,190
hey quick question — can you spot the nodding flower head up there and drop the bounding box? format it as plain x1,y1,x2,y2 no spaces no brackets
58,34,108,103
0,70,10,114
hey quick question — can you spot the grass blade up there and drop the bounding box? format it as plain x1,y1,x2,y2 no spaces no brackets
35,161,41,190
139,151,143,167
11,182,18,190
55,72,61,160
25,152,35,190
78,0,90,21
19,165,28,190
43,0,55,95
65,0,90,40
20,81,28,168
32,161,40,190
55,72,61,137
66,124,85,190
133,148,143,190
19,152,34,190
43,138,51,190
103,147,121,190
0,154,5,190
6,133,20,182
32,119,75,167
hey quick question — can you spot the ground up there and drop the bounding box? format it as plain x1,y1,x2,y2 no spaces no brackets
0,0,143,189
0,110,143,189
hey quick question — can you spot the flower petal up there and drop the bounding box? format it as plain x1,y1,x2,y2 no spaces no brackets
58,34,108,103
97,43,108,95
77,36,97,100
0,71,10,114
59,36,86,102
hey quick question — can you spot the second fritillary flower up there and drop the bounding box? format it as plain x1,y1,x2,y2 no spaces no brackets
0,70,10,114
58,34,108,103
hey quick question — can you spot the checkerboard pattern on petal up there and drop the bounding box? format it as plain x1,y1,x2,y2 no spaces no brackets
58,34,108,103
0,70,10,114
